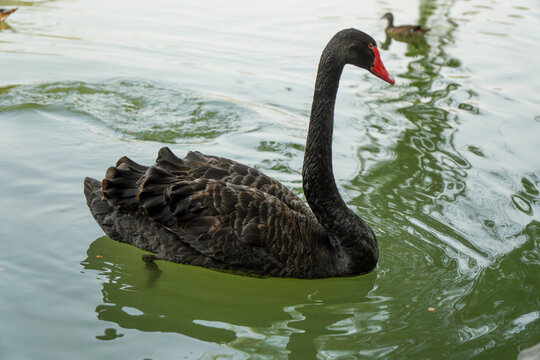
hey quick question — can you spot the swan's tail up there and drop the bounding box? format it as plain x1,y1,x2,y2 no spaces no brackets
83,176,108,215
84,156,149,241
84,150,183,245
84,149,186,225
83,176,119,239
83,147,233,252
83,176,180,254
101,156,149,210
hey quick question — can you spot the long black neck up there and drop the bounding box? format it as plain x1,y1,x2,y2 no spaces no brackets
302,43,346,233
302,34,378,274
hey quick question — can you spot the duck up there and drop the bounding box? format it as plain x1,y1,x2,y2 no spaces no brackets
0,8,17,22
84,28,395,279
381,12,430,37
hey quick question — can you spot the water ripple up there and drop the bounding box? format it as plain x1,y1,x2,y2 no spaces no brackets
0,79,255,144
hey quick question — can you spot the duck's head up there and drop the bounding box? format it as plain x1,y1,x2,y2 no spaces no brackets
381,12,394,21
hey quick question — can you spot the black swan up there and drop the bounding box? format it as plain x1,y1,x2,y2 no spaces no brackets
84,28,394,278
0,8,17,22
382,12,430,37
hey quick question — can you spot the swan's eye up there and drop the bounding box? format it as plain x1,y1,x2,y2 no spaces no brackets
368,43,374,50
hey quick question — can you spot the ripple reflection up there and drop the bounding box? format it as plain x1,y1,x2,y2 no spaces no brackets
0,80,254,144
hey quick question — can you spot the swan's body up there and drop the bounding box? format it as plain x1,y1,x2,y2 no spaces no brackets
84,28,394,278
0,8,17,22
382,12,430,37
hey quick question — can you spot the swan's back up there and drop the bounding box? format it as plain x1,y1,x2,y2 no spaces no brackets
155,147,312,216
84,147,335,278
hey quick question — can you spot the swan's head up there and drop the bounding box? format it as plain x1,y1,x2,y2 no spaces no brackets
340,28,395,85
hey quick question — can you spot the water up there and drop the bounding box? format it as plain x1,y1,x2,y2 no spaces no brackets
1,0,539,359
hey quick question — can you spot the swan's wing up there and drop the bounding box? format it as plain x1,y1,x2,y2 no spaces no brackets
102,159,322,273
85,176,233,270
141,172,291,268
155,147,310,216
98,147,332,275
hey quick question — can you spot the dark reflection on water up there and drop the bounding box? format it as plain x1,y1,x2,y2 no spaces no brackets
82,237,377,359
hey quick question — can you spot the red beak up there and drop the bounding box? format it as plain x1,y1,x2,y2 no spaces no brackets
369,46,395,85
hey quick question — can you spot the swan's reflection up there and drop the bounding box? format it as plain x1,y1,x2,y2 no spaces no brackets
82,236,377,358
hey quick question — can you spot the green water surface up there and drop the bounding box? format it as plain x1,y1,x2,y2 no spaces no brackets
0,0,539,359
